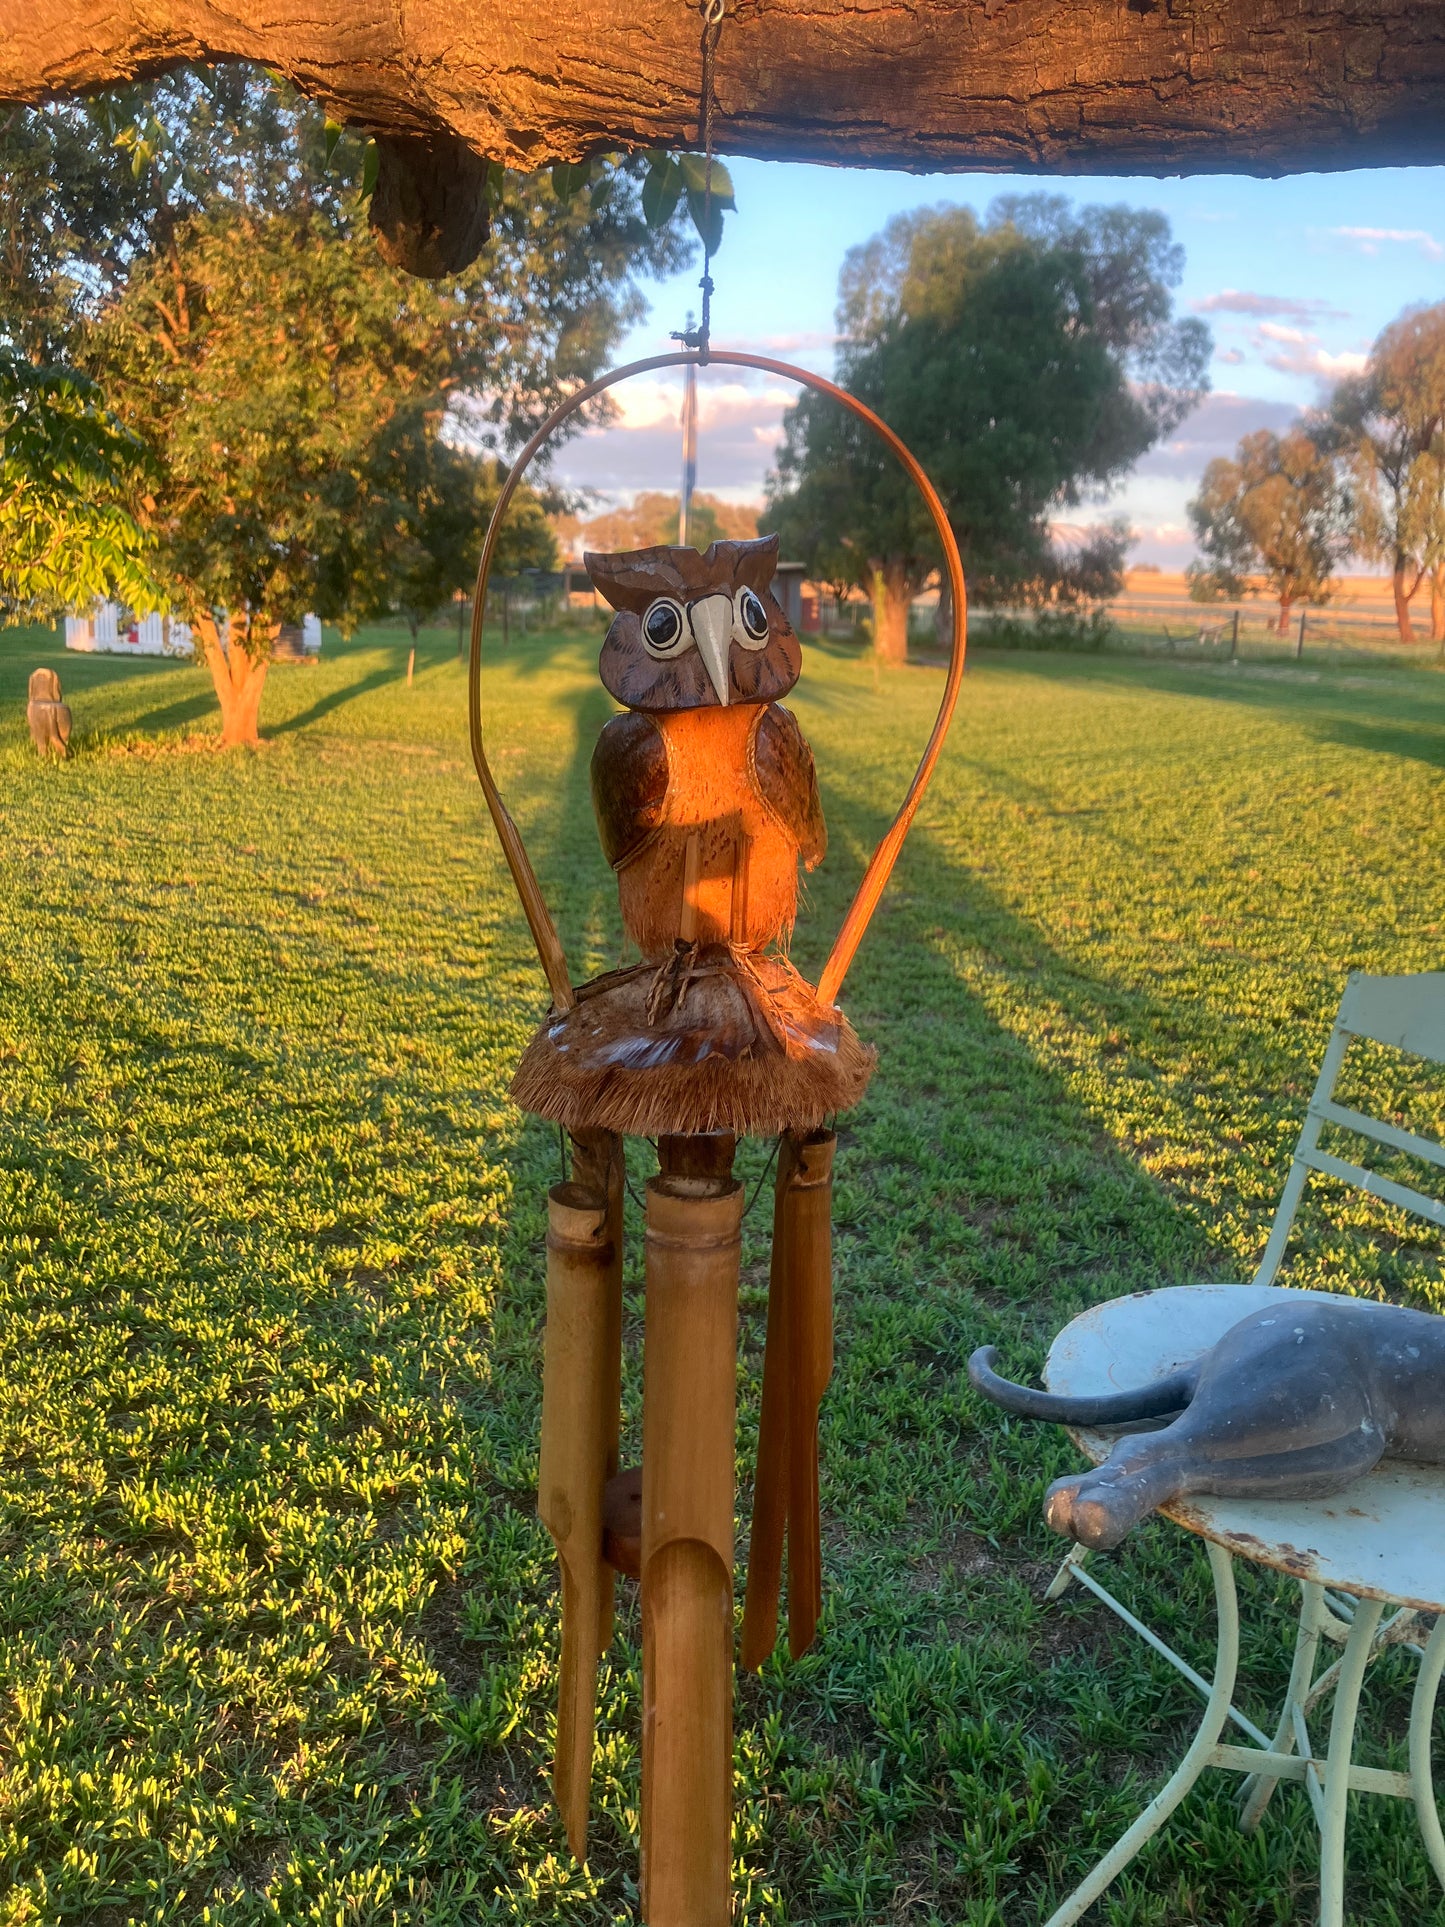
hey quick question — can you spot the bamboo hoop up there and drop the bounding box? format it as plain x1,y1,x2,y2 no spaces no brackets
468,349,967,1015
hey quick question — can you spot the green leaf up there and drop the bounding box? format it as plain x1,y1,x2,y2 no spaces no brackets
686,188,726,256
550,161,592,201
641,160,684,230
678,153,735,209
359,139,379,203
323,119,345,167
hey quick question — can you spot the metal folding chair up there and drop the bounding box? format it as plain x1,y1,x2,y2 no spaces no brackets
1042,970,1445,1926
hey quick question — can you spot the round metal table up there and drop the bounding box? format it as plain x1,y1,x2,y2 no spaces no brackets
1042,1285,1445,1927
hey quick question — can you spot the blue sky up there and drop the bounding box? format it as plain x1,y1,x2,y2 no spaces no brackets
550,160,1445,567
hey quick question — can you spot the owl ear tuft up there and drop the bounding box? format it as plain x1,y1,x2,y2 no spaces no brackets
585,546,695,613
701,532,780,594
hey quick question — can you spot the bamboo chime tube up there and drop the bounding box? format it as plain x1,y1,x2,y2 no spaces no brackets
784,1131,835,1658
739,1135,798,1672
640,1171,744,1927
740,1130,836,1669
536,1131,623,1861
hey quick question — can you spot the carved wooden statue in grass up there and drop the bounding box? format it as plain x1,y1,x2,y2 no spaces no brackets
27,668,71,758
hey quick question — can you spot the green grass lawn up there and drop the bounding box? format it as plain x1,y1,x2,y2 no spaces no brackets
1,619,1442,1926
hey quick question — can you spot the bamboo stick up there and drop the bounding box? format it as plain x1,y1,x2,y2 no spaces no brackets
640,1170,743,1927
537,1140,622,1862
785,1131,834,1660
569,1128,625,1652
740,1134,798,1672
741,1131,835,1667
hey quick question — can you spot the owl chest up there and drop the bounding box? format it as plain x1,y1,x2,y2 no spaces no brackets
619,705,798,955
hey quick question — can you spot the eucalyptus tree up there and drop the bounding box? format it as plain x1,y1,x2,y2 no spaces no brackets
1327,303,1445,645
1187,428,1351,633
765,196,1209,660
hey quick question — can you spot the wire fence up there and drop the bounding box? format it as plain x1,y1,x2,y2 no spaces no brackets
434,576,1444,671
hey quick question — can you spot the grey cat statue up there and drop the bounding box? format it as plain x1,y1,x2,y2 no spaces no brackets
970,1295,1445,1550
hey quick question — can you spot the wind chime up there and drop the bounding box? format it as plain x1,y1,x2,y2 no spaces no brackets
466,10,966,1919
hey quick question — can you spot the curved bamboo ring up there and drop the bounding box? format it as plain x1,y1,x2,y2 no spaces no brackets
469,349,967,1015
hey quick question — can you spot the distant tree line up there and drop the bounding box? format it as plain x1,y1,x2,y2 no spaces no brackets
764,195,1213,662
0,72,690,741
1188,302,1445,644
558,491,760,559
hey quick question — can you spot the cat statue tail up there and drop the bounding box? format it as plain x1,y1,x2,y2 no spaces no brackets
967,1345,1200,1426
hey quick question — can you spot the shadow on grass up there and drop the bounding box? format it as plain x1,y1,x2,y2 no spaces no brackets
266,663,401,738
998,648,1445,774
122,689,220,736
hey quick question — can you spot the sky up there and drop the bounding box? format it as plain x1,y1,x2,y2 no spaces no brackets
548,159,1445,570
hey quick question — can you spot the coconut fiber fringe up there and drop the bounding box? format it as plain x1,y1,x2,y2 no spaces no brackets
511,942,875,1139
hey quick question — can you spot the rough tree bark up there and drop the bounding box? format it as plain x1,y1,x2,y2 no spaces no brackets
194,611,274,748
870,560,914,668
4,0,1444,276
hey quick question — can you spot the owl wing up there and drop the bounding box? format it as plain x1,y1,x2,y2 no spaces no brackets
752,703,826,871
591,710,671,870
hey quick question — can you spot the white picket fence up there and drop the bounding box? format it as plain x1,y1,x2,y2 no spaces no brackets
65,606,322,659
66,605,194,657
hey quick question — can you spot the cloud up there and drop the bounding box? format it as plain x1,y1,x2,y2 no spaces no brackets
1333,225,1443,261
1261,345,1369,379
605,375,795,434
723,330,838,358
1256,321,1312,345
1214,347,1245,365
549,372,793,499
1132,391,1298,479
1194,289,1347,320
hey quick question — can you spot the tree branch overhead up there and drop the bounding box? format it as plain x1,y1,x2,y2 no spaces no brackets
5,0,1443,180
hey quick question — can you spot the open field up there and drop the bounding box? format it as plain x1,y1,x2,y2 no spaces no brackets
1103,573,1441,667
1,620,1443,1925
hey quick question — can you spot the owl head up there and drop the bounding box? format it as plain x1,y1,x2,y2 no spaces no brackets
586,533,801,712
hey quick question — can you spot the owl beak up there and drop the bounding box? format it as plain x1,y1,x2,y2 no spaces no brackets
690,594,734,705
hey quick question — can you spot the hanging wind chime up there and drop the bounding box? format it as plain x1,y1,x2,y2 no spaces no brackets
467,7,967,1918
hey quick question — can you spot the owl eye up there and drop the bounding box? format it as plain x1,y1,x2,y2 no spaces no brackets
641,597,693,658
734,587,770,650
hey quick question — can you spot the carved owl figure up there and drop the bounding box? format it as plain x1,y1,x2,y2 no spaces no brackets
587,534,825,959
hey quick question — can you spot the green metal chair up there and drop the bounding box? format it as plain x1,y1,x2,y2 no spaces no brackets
1042,970,1445,1927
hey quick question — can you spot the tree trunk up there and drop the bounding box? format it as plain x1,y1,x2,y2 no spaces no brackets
3,0,1442,210
1392,559,1417,645
1431,562,1445,647
870,560,912,667
933,575,953,652
195,610,274,747
1276,596,1293,637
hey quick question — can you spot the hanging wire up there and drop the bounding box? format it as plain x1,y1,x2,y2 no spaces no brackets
743,1135,783,1220
618,1132,781,1219
671,0,726,361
